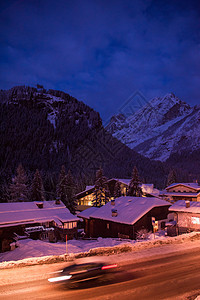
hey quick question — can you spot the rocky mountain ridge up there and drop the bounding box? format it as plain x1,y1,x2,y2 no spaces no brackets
106,93,200,161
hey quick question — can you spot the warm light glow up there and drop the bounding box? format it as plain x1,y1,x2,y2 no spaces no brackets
191,217,200,225
48,275,72,282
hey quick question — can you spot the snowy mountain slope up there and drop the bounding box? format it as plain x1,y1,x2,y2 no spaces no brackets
0,85,168,190
106,94,200,161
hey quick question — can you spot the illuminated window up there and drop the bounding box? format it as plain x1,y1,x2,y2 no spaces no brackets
64,222,77,229
191,217,200,225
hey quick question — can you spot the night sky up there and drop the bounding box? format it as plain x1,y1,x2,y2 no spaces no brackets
1,0,200,122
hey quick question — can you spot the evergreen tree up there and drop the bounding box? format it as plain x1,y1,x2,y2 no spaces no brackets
31,169,45,202
56,165,68,206
9,163,28,202
65,170,77,214
92,167,110,207
128,166,142,197
114,180,122,198
167,169,177,186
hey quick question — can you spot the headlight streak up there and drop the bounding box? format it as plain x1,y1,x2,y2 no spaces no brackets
48,275,72,282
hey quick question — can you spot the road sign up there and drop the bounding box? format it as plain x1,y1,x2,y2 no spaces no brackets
152,217,155,225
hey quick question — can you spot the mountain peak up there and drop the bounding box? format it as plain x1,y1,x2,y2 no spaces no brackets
149,93,189,109
107,93,196,161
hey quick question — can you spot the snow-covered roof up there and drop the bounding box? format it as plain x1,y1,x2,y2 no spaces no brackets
89,196,170,225
0,200,67,213
161,192,199,197
46,200,66,208
86,185,94,191
113,179,131,186
76,186,95,197
77,207,99,219
140,183,160,196
54,212,78,223
169,200,200,214
0,201,79,228
166,183,200,191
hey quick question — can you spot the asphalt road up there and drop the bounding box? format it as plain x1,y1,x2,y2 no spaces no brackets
1,247,200,300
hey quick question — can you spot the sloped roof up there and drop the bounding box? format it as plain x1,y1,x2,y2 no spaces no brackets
166,183,200,191
169,200,200,214
113,178,131,186
0,201,79,228
77,206,99,219
161,192,199,197
0,200,66,212
89,196,170,225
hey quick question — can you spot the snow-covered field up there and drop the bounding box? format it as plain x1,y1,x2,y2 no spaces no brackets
0,237,131,262
1,231,200,269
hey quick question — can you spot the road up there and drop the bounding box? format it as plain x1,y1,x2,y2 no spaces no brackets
1,246,200,300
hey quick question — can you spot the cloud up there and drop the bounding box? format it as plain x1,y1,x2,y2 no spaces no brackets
0,0,200,119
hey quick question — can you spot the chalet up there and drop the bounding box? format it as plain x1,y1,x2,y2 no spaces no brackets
78,196,170,239
161,183,200,203
76,185,95,211
76,178,160,211
0,200,79,252
169,200,200,234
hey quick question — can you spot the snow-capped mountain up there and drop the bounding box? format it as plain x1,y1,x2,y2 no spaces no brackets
106,94,200,161
0,85,169,190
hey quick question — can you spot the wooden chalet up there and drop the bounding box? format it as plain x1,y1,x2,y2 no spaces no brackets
76,178,160,211
78,196,170,239
161,183,200,203
169,200,200,234
0,200,79,252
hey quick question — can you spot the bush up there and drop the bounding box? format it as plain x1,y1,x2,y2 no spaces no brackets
136,228,151,240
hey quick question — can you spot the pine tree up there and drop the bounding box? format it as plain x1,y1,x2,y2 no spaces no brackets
31,169,45,202
56,165,68,205
167,169,177,186
128,166,142,197
65,170,77,214
92,167,110,207
9,163,28,202
114,180,122,198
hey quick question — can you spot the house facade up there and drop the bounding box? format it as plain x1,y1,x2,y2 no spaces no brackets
76,179,160,211
169,200,200,234
161,183,200,203
78,196,170,239
0,200,79,252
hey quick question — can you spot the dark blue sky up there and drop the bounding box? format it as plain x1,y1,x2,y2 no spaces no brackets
1,0,200,122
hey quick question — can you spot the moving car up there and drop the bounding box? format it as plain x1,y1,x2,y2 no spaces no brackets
48,261,118,288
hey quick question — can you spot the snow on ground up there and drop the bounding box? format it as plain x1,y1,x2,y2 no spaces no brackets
0,231,200,269
0,237,134,263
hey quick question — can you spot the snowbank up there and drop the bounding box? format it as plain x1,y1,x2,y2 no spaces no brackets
0,232,200,269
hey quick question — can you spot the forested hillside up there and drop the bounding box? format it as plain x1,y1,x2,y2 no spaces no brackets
0,86,168,202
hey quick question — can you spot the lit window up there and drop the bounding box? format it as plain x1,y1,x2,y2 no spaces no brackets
191,217,200,225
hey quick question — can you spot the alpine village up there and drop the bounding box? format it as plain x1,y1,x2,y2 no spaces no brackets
1,85,200,253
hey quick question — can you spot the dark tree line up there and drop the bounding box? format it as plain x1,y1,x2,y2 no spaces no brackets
1,85,196,203
7,163,77,214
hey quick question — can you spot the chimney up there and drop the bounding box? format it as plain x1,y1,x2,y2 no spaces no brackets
111,199,115,206
36,202,43,209
55,198,61,205
185,200,190,208
112,209,118,217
